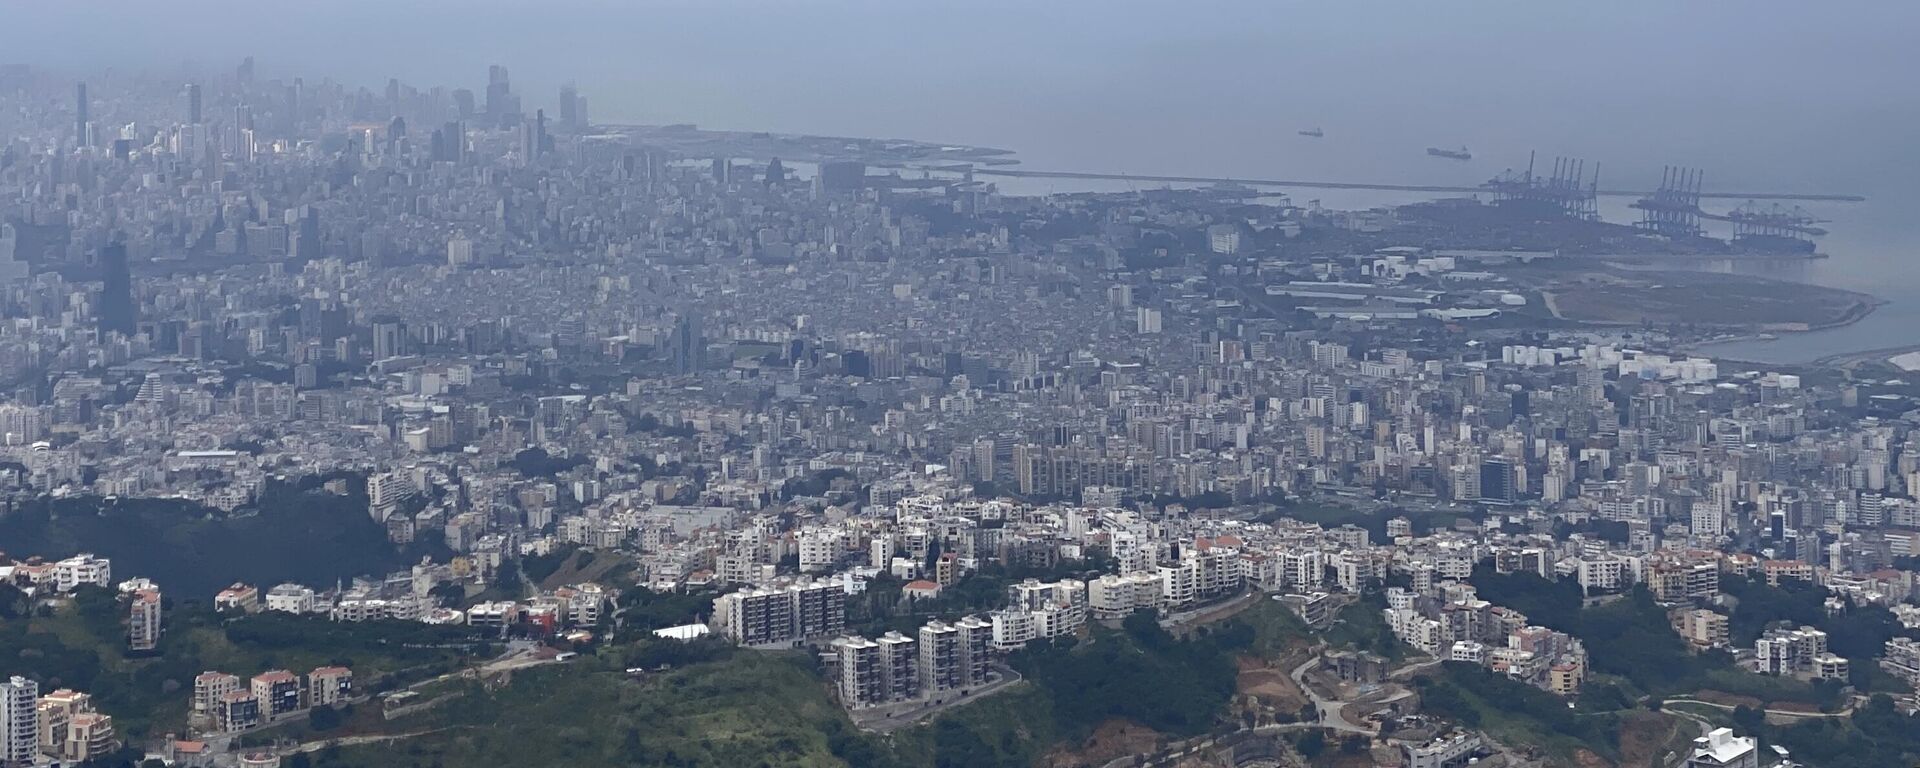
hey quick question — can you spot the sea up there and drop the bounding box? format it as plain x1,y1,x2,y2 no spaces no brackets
11,1,1918,363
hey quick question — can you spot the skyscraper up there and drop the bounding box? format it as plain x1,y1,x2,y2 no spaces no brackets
485,65,518,125
98,242,136,337
186,83,203,124
74,81,89,145
558,83,579,131
671,313,703,374
1,676,38,766
372,318,404,360
531,109,548,160
0,223,22,284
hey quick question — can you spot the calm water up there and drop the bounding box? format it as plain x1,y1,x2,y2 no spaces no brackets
12,1,1919,363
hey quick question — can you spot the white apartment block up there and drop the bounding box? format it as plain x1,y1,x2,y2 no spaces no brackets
1755,626,1827,676
798,527,847,574
54,554,111,592
990,579,1087,649
1685,728,1758,768
1089,572,1164,619
264,583,318,614
2,676,38,766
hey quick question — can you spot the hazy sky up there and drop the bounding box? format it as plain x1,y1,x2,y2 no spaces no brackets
9,0,1914,194
7,0,1918,353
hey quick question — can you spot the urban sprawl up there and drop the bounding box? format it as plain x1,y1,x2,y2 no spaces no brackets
0,61,1907,768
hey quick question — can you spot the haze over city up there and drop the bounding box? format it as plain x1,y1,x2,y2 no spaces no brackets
1,3,1919,767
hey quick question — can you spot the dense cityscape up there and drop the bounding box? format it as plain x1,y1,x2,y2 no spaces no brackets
0,52,1918,768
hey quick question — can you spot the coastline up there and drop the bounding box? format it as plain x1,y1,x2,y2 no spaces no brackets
1681,295,1886,354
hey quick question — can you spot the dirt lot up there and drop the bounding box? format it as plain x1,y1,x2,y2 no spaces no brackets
1044,719,1163,768
1236,656,1309,714
1616,711,1691,767
1693,690,1764,709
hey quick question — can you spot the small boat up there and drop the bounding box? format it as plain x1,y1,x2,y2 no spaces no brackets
1298,127,1324,138
1427,146,1471,160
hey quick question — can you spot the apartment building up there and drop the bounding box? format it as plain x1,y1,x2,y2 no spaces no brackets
710,578,847,647
916,616,992,696
53,554,112,592
308,667,355,708
1088,571,1164,619
249,671,302,720
36,690,114,763
991,579,1087,650
1755,626,1828,676
835,636,883,709
217,691,261,732
193,672,241,723
264,583,318,614
2,676,38,766
128,587,163,652
1684,728,1758,768
1672,609,1731,651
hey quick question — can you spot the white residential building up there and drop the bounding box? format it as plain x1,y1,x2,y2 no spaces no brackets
1088,572,1164,619
1684,728,1758,768
54,554,111,592
1,676,38,766
264,583,318,614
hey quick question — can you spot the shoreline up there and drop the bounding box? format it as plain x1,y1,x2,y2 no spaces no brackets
1679,296,1886,355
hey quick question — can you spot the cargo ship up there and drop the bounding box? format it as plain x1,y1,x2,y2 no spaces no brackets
1297,127,1323,138
1426,146,1471,160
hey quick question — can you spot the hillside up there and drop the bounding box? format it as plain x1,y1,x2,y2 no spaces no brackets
0,478,447,596
317,651,870,768
0,589,489,741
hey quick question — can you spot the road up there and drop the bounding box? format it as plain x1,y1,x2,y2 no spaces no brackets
1662,695,1854,719
1159,589,1261,634
289,728,457,754
853,663,1025,733
1287,655,1373,734
1662,707,1715,768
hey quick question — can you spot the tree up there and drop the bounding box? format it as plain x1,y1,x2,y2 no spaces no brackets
1296,729,1326,758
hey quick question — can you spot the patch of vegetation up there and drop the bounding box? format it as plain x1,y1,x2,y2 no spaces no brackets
889,684,1057,768
1469,568,1833,706
1323,592,1411,661
1726,694,1920,768
323,652,868,768
522,544,584,583
1416,662,1623,764
0,479,448,596
1010,610,1250,741
0,592,486,741
1721,574,1915,694
1238,597,1315,657
615,585,723,635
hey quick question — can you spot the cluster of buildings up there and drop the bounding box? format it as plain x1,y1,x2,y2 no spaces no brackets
1754,625,1848,681
831,616,995,709
190,666,353,734
1385,585,1587,695
0,677,119,765
0,58,1917,763
0,554,166,656
0,554,112,594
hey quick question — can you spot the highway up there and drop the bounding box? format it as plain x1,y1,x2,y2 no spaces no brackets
964,168,1867,203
